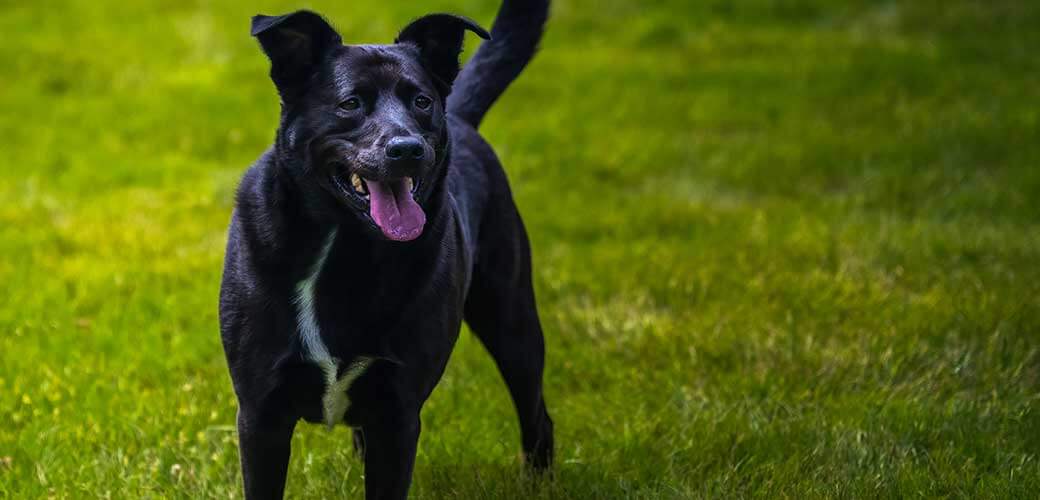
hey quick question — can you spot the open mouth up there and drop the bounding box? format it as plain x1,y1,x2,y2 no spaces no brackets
332,173,426,242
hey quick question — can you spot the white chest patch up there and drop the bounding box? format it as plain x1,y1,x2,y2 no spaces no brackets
293,229,371,428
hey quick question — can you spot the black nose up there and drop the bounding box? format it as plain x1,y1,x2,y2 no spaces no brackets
385,136,425,161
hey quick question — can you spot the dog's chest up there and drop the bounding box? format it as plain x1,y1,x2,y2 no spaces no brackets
293,229,369,428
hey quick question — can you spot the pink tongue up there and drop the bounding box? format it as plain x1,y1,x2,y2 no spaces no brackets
364,179,426,241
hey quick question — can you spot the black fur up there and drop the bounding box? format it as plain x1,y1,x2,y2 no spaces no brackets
219,2,552,499
448,0,549,127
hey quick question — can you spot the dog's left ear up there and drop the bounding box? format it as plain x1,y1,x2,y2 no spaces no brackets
252,10,342,98
396,14,490,95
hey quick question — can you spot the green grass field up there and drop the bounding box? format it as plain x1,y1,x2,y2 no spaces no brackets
2,0,1039,497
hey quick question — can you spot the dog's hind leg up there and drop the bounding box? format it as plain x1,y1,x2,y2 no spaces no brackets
352,428,366,458
464,212,554,470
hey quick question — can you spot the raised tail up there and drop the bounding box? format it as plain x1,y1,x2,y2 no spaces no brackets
447,0,550,128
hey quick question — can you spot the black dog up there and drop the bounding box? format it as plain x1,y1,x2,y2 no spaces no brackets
218,1,553,498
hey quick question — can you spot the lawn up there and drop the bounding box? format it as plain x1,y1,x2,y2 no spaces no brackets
2,0,1039,497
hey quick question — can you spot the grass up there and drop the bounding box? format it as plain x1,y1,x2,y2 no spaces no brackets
2,0,1039,497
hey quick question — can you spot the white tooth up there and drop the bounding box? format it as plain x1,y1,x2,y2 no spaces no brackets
404,177,413,192
351,173,363,193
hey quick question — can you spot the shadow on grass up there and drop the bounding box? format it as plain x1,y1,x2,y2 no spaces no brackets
415,462,652,499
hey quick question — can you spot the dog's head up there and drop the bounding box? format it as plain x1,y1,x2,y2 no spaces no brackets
251,11,489,241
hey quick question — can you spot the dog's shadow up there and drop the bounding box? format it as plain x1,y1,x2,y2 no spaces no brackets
414,462,629,499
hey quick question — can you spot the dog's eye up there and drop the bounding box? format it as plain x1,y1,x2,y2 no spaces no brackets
339,97,361,111
414,95,432,110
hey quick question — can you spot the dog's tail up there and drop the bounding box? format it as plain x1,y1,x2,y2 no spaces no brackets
447,0,550,128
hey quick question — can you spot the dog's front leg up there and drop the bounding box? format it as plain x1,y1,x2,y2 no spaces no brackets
361,414,421,500
237,409,296,500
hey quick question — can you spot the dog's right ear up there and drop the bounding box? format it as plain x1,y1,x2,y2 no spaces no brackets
396,14,490,96
251,11,342,96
